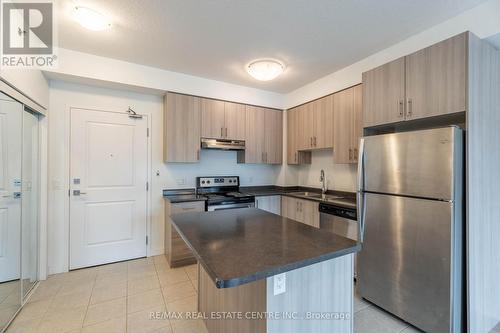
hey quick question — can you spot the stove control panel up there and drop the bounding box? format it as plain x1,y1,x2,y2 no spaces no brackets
197,176,239,187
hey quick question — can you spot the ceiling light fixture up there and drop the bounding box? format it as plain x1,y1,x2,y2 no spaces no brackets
72,6,112,31
246,59,285,81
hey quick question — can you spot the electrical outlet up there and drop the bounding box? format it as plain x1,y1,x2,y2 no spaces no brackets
273,273,286,295
176,178,186,185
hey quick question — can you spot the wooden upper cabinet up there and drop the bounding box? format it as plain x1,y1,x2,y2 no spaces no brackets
363,32,468,128
287,108,299,164
298,104,313,150
405,32,467,120
238,106,282,164
333,84,363,164
352,85,363,162
333,88,354,164
200,98,246,140
201,98,225,139
264,109,283,164
164,92,201,163
363,57,406,127
291,95,334,152
224,102,246,140
312,95,334,149
241,105,265,164
286,108,312,165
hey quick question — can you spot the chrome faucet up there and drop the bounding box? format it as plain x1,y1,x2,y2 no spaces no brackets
320,169,327,195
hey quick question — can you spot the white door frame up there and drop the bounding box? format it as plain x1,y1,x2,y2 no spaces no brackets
66,107,152,270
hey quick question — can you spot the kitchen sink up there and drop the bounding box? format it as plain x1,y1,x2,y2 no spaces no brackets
289,192,345,201
289,192,323,198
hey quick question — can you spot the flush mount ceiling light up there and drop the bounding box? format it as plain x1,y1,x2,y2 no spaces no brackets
246,59,285,81
72,6,112,31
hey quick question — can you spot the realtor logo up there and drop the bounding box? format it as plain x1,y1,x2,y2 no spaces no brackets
1,1,57,68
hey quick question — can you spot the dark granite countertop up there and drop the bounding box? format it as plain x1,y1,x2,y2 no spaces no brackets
240,186,357,209
163,189,207,203
171,208,360,289
162,186,356,208
164,195,207,203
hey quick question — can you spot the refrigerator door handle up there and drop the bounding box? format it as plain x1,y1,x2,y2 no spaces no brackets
357,138,366,243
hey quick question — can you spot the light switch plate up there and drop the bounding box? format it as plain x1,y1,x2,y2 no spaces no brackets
274,273,286,295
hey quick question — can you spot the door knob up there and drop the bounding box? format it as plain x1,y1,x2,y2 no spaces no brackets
2,193,21,198
73,190,87,196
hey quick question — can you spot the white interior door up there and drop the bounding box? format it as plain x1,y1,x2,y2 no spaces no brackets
70,108,148,269
0,98,22,282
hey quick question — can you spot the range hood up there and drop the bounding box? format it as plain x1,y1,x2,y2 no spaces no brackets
201,138,245,151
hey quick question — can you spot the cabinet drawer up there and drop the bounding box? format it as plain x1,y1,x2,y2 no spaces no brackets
171,201,205,215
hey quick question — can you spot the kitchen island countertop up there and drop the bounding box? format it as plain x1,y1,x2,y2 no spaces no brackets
171,207,360,288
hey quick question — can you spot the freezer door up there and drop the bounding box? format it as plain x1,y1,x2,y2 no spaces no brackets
362,127,462,200
358,193,462,333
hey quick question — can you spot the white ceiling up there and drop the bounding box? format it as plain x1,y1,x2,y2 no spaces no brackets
57,0,487,93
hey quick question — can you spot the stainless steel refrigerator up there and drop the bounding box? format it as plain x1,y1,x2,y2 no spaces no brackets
357,127,463,333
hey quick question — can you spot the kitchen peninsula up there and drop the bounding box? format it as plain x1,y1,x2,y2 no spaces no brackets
171,208,360,333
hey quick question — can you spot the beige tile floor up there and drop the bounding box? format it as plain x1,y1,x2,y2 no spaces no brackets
0,281,22,330
6,255,423,333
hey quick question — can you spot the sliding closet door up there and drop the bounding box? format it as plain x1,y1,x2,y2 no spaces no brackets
21,108,39,298
0,94,22,331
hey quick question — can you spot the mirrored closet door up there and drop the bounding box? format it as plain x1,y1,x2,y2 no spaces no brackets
0,93,23,332
21,108,39,298
0,93,41,332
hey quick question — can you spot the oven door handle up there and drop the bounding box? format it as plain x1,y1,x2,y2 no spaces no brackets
208,202,255,211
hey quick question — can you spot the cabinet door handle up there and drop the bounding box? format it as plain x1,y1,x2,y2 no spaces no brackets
399,100,404,118
225,127,228,137
349,148,353,161
221,127,224,137
354,148,358,161
310,137,313,147
295,152,297,163
407,98,413,117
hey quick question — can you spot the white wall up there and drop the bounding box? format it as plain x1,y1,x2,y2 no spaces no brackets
165,150,281,188
47,80,282,274
0,69,49,109
285,0,500,108
45,48,285,109
293,150,357,192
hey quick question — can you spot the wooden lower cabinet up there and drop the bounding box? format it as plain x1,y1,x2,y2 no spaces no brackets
255,196,281,215
281,196,319,228
199,264,266,333
164,201,204,267
198,257,354,333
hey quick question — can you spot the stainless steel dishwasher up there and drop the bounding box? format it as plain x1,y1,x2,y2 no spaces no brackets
319,203,358,277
